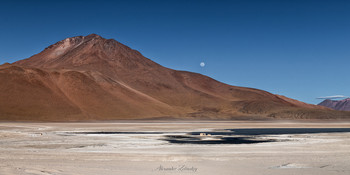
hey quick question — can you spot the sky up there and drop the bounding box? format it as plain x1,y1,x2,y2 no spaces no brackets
0,0,349,104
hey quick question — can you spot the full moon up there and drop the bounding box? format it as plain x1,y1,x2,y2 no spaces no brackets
200,62,205,67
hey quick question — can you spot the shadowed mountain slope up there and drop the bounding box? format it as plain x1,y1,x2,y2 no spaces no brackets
318,98,350,111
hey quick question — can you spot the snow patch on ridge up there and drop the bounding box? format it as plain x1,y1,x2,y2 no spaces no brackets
53,38,72,56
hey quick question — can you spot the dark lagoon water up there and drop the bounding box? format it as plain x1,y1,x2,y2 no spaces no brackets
70,128,350,145
163,135,275,144
190,128,350,136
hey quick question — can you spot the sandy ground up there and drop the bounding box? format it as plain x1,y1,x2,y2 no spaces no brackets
0,121,349,175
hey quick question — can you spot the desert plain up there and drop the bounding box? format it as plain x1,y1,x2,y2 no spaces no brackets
0,121,349,175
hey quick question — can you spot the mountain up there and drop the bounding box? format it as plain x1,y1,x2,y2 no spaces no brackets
1,34,349,121
318,98,350,111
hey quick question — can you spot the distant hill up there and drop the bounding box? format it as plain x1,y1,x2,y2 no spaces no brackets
318,98,350,111
1,34,349,121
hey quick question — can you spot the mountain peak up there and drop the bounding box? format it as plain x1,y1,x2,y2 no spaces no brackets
14,34,159,75
84,33,104,40
86,33,102,38
318,98,350,111
45,34,106,50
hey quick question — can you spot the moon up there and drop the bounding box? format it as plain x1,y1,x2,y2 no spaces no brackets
200,62,205,67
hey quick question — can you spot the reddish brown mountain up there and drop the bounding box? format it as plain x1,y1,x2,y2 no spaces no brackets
1,34,349,121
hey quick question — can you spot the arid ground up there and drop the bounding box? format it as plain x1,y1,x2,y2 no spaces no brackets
0,121,349,175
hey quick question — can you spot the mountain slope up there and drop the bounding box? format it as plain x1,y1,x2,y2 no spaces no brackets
318,98,350,111
1,34,349,121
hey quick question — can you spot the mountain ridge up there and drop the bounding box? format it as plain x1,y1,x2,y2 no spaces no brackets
318,98,350,111
1,34,349,121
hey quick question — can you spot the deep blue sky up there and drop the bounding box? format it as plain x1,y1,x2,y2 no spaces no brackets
0,0,349,104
